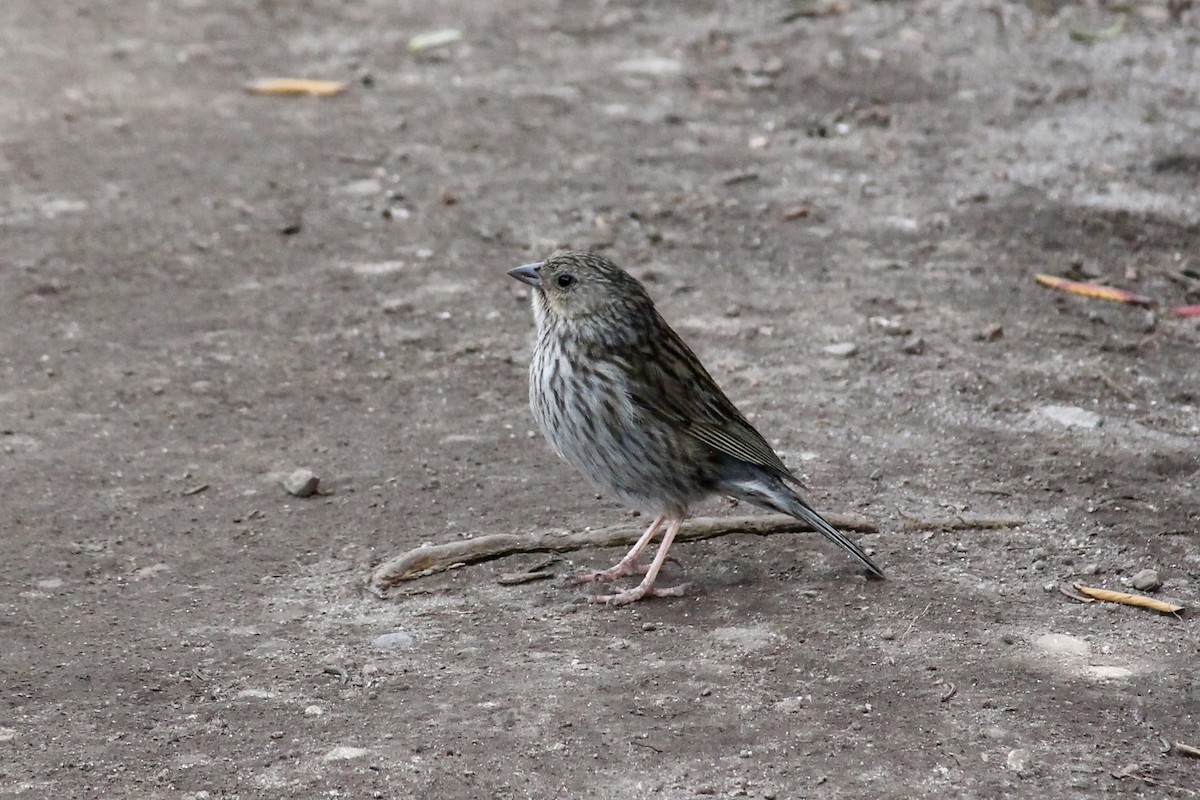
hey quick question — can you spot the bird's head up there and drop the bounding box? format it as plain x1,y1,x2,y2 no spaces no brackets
507,251,654,332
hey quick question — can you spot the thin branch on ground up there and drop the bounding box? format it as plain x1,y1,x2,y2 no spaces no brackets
366,512,1024,594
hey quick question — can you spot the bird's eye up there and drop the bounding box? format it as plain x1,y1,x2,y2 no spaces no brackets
556,273,577,289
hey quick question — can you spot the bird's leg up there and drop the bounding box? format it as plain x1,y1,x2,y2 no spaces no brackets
590,518,691,605
573,514,665,584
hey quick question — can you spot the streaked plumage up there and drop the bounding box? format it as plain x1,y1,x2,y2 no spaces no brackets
509,250,883,604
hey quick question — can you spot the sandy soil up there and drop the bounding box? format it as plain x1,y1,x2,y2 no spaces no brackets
2,1,1198,797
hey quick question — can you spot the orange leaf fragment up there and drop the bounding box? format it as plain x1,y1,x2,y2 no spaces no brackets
1035,274,1154,306
1169,305,1200,318
1072,583,1184,615
244,78,348,97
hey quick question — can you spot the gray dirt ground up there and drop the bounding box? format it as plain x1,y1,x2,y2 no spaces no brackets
2,0,1199,797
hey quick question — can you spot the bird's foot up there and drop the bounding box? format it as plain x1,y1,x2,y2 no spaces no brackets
571,560,647,585
587,582,692,606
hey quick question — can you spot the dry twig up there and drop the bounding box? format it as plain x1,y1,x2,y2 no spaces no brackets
1174,742,1200,759
368,513,877,594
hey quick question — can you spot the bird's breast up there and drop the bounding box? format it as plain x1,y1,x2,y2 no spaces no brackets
527,333,710,515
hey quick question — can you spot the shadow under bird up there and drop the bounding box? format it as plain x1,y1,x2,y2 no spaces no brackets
508,251,884,605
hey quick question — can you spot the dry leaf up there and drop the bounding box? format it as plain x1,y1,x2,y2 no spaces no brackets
1072,583,1184,615
1035,274,1154,306
408,29,462,53
1068,15,1125,43
244,78,348,97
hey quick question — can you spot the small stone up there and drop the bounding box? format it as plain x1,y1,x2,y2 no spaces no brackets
1035,633,1089,658
1087,665,1133,680
641,622,657,632
372,631,416,650
323,746,368,761
868,316,909,336
283,468,320,498
616,56,683,75
823,342,858,357
975,324,1004,342
0,727,15,742
304,705,325,717
1131,569,1161,592
900,335,926,354
381,296,413,314
339,178,383,196
879,629,896,641
132,563,170,580
1006,748,1031,774
1039,405,1101,429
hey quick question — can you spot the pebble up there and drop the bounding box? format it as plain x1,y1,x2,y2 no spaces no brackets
616,56,683,75
1039,405,1101,429
975,324,1004,342
1131,569,1161,591
823,342,859,357
1006,748,1031,774
339,178,383,196
1087,665,1133,680
372,631,416,650
283,468,320,498
868,316,910,336
323,746,368,761
1035,633,1089,658
900,335,926,354
304,705,325,717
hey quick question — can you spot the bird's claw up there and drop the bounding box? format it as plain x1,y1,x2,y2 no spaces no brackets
571,561,647,585
587,582,692,606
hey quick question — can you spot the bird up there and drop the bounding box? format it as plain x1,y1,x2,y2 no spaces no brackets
508,250,883,605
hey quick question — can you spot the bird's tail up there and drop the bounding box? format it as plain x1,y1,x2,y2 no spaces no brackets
777,490,884,578
720,468,884,578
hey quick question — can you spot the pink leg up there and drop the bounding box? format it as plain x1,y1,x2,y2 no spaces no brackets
590,518,691,605
574,514,665,584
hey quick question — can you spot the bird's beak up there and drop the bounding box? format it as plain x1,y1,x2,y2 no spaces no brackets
507,262,544,287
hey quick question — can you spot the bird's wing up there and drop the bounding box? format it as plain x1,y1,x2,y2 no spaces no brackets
623,313,798,482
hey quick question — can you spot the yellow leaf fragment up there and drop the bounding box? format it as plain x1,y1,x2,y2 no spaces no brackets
408,29,462,53
1035,273,1154,306
1072,583,1184,615
244,78,348,97
1069,15,1125,44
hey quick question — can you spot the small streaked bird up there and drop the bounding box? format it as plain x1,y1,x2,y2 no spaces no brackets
508,251,883,605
